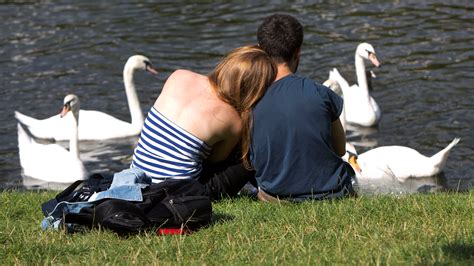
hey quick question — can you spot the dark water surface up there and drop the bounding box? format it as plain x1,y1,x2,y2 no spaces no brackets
1,1,472,194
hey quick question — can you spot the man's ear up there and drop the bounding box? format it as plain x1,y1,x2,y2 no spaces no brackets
294,47,301,60
289,47,301,73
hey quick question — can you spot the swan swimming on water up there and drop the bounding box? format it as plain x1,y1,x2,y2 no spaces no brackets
328,43,381,127
325,64,460,183
344,138,460,182
14,55,158,141
18,94,88,183
323,72,346,133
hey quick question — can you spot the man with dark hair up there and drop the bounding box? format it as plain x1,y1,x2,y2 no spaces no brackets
251,14,356,201
256,14,303,68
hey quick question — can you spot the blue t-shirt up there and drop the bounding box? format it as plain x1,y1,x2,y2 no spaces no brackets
250,74,353,199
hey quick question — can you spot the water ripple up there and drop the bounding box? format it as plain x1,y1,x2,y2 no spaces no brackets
0,1,472,192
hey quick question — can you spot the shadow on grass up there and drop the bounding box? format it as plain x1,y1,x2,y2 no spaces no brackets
442,241,474,260
210,212,235,225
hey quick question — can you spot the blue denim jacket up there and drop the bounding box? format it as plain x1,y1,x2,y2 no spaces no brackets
42,168,151,230
90,167,151,202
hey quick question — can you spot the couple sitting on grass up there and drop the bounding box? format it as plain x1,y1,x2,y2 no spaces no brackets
130,14,355,202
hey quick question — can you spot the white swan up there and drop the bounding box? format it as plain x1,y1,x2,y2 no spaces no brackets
14,55,158,141
18,94,88,183
324,72,347,133
329,43,381,127
344,138,460,182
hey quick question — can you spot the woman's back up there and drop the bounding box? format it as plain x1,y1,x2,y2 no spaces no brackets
155,70,241,147
131,70,241,183
131,46,276,184
154,70,242,161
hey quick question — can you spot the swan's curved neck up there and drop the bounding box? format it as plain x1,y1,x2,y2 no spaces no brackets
123,66,144,129
355,54,369,95
69,112,80,159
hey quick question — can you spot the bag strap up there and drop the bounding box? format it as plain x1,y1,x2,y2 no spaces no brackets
94,200,145,221
64,199,151,232
55,180,84,202
41,180,85,216
95,199,151,232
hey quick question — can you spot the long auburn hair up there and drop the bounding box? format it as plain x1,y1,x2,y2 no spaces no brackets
208,45,276,169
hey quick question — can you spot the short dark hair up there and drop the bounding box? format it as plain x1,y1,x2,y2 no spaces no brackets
257,14,303,64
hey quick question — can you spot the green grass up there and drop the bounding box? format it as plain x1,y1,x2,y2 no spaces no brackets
1,190,472,264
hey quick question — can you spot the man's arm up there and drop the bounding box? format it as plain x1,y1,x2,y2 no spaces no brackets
331,118,346,157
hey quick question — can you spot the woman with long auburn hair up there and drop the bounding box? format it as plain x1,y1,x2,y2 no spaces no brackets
208,45,276,169
131,45,276,200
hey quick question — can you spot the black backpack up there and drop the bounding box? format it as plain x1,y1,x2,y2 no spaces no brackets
41,173,212,234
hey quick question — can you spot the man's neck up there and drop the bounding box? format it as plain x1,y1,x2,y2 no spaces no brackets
275,63,293,81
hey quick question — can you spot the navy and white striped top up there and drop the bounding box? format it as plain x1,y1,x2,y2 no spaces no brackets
131,107,212,183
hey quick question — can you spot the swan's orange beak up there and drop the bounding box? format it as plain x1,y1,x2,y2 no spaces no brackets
348,154,362,173
146,64,159,75
368,53,381,67
60,104,71,118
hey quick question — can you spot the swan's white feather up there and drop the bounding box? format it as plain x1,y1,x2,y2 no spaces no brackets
18,95,88,183
347,138,460,182
14,55,157,141
329,43,381,127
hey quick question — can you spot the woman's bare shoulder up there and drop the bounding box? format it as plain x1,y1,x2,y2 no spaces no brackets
213,103,242,135
162,69,205,94
167,69,204,83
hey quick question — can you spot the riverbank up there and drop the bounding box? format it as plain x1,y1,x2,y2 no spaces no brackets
1,190,472,264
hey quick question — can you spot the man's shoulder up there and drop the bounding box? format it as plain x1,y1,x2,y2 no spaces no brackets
271,74,328,94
